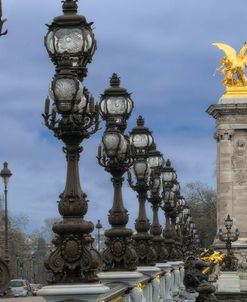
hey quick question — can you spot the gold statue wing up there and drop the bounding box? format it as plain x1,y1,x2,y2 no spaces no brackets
239,42,247,57
212,42,238,65
239,42,247,65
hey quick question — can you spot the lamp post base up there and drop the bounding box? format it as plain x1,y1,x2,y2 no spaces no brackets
37,283,109,302
98,271,143,287
137,266,160,278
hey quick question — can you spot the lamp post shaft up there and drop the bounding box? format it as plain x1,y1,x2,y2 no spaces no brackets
97,229,100,252
110,176,127,222
135,191,149,231
133,189,157,266
4,185,9,264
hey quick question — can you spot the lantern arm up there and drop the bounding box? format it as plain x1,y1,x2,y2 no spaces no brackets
42,90,100,140
78,103,100,137
97,149,133,173
97,143,110,169
42,97,60,132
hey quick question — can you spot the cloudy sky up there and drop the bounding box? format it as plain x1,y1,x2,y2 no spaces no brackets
0,0,246,233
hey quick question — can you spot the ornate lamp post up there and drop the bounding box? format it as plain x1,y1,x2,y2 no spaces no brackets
0,162,12,265
219,214,239,271
42,0,102,284
149,167,169,262
147,144,169,263
98,74,137,271
128,116,156,266
173,194,185,258
161,160,180,260
169,180,183,260
181,208,193,257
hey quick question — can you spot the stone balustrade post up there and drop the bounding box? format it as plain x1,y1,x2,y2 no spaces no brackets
151,277,161,302
178,261,185,294
156,263,173,302
170,262,180,299
130,286,146,302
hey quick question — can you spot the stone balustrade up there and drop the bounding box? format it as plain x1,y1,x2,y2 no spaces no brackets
39,261,193,302
97,261,188,302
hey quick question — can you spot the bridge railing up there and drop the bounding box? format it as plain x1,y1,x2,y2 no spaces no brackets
99,261,188,302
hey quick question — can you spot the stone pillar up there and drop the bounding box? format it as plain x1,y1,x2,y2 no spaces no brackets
170,262,180,298
207,97,247,253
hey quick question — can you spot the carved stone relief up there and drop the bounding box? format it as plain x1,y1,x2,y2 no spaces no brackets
232,138,247,186
220,183,231,194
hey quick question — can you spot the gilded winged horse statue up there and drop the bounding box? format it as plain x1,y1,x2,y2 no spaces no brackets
212,42,247,89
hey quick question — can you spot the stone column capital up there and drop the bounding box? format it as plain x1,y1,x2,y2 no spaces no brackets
214,129,234,142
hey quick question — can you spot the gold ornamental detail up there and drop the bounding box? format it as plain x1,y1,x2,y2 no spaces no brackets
212,42,247,95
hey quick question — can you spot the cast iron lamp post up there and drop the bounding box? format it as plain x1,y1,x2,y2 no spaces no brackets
128,116,156,266
98,74,137,271
147,143,169,262
174,194,185,258
148,167,169,262
43,0,101,283
219,214,239,271
161,159,180,260
180,207,192,257
0,162,12,265
169,181,183,260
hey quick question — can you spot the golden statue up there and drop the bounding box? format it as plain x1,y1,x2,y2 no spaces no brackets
200,249,225,275
212,42,247,95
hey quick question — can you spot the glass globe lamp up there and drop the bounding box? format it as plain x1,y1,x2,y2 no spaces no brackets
148,145,164,170
102,130,128,159
161,159,177,183
99,73,133,131
45,0,96,79
49,70,83,113
129,116,153,156
133,159,150,181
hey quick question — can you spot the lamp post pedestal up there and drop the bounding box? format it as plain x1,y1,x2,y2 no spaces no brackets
38,283,109,302
98,271,143,287
137,265,160,278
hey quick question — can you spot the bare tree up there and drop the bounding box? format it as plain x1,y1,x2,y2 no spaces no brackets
41,217,60,243
183,182,217,248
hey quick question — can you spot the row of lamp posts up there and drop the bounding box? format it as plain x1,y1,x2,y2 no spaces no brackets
0,0,201,300
41,0,201,287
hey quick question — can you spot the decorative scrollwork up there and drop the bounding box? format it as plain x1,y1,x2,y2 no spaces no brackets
102,235,137,271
